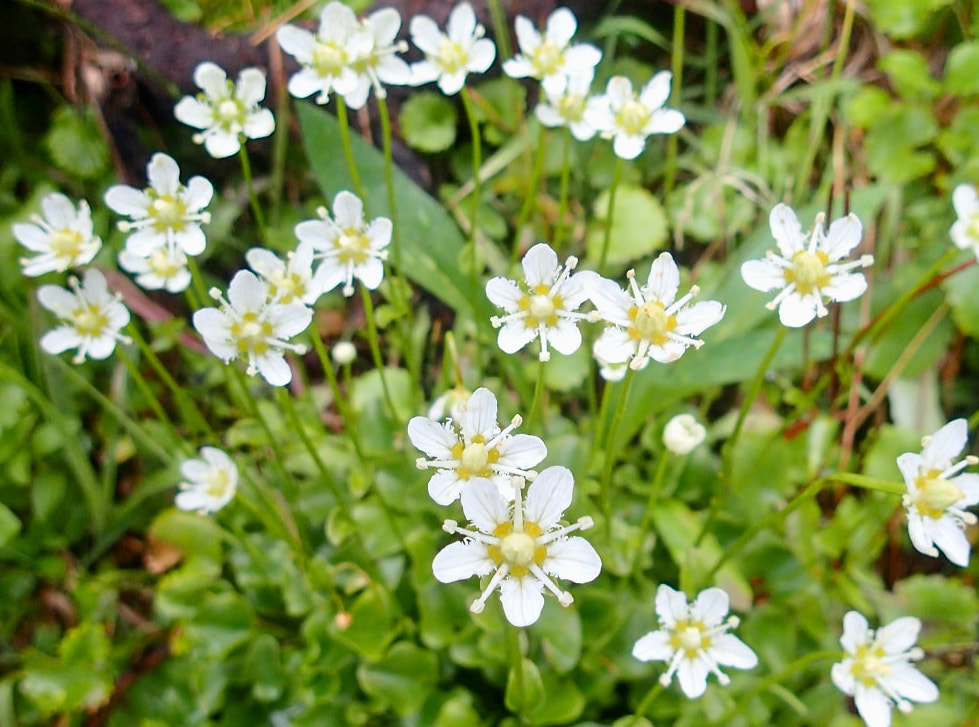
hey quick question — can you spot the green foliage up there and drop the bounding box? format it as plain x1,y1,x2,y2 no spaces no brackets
400,92,459,154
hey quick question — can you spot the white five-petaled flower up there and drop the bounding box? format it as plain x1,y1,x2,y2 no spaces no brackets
633,584,758,699
408,2,496,95
192,270,312,387
897,418,979,567
486,243,599,362
277,1,367,105
36,268,131,364
663,413,706,456
741,204,873,328
118,247,191,293
105,153,213,257
407,387,547,505
433,467,601,627
175,446,238,514
831,611,938,727
950,183,979,259
589,252,726,369
502,7,601,95
14,193,102,277
245,242,322,306
174,62,275,159
584,73,685,160
534,70,598,141
295,190,391,297
344,7,412,109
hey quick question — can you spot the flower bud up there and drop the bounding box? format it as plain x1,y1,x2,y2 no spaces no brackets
331,341,357,365
663,413,705,455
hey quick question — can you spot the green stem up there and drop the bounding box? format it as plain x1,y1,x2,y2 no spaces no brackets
632,453,671,575
360,286,399,422
309,332,366,460
116,347,186,451
336,97,366,201
526,360,546,429
461,89,483,300
186,256,210,311
664,4,685,193
511,124,547,264
507,625,526,718
269,69,291,223
599,157,623,273
376,94,401,273
630,681,663,726
553,127,573,249
601,366,636,534
238,145,267,241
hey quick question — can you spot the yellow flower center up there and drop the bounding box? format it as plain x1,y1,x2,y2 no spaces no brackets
784,250,830,295
488,521,546,578
968,214,979,241
532,42,563,76
231,312,273,355
668,619,711,658
72,305,108,337
217,99,242,126
148,194,188,232
49,228,84,259
437,40,468,73
206,469,232,498
913,469,964,519
629,300,677,344
851,644,890,687
518,284,562,328
148,249,181,278
616,99,650,135
335,229,370,264
450,436,501,479
313,43,347,76
267,270,306,304
558,93,586,121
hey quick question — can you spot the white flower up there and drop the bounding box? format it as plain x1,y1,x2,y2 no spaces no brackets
175,446,238,514
950,183,979,258
407,387,547,505
192,270,312,387
343,7,412,109
118,247,191,293
331,340,357,365
584,73,685,160
37,269,131,363
589,252,725,369
897,418,979,567
741,204,873,328
14,193,101,277
663,414,706,455
428,385,472,422
486,243,599,362
831,611,938,727
408,2,496,95
502,8,601,95
632,585,758,699
105,153,213,257
277,1,368,105
534,71,598,141
173,62,275,159
295,190,391,297
245,241,322,306
433,467,600,627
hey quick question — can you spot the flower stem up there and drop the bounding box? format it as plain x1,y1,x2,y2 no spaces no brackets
601,366,636,535
632,452,671,575
186,256,210,311
664,3,685,193
238,144,267,241
376,94,403,278
599,156,623,273
507,624,526,718
116,346,188,453
308,330,365,461
511,124,547,265
527,360,547,429
553,127,573,250
360,286,399,423
461,89,483,301
336,97,366,201
629,681,663,726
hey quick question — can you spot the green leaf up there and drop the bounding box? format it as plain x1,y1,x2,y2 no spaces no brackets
878,49,941,99
331,587,398,660
401,92,458,153
893,574,979,640
43,106,109,181
357,641,439,716
586,185,668,268
528,670,586,725
505,657,544,714
942,256,979,338
864,287,953,379
296,103,481,316
0,502,20,547
944,41,979,95
148,507,225,564
533,603,582,674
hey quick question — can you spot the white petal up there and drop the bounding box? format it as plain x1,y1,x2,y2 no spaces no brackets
876,617,921,654
268,303,312,338
287,69,326,100
228,270,266,312
741,258,787,293
646,109,685,134
709,633,758,669
951,472,979,505
256,352,292,386
276,25,316,61
840,611,870,652
639,70,672,111
499,576,545,627
460,477,509,533
823,213,863,260
105,185,149,217
447,2,477,43
409,15,443,56
438,71,467,96
676,655,710,698
777,292,819,328
41,193,77,227
12,223,49,252
854,686,893,727
354,258,384,290
612,133,646,160
932,518,971,566
952,184,979,220
514,15,540,55
524,465,572,529
587,277,632,324
906,512,938,558
467,39,496,73
769,204,805,258
497,322,538,354
184,176,214,211
632,630,673,662
522,243,559,287
368,7,402,44
86,335,117,360
675,301,725,336
831,660,856,695
36,285,76,314
332,190,364,228
173,96,214,129
147,153,180,196
496,433,547,471
655,584,689,628
432,541,492,582
921,419,967,468
543,537,601,583
645,252,680,305
236,67,267,106
690,587,729,625
486,277,523,311
534,103,564,128
245,247,285,276
40,327,81,355
897,452,923,487
428,469,464,505
503,56,533,80
605,76,634,106
407,416,456,456
884,664,938,704
173,226,207,256
194,62,228,99
204,131,241,159
593,328,634,364
548,318,583,355
461,388,499,440
822,272,867,303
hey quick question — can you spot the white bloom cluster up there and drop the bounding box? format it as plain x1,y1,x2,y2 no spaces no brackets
277,1,411,108
408,2,496,95
175,446,239,514
14,193,102,277
585,73,685,160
